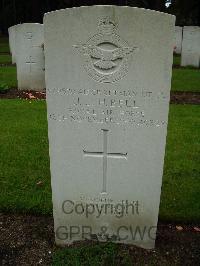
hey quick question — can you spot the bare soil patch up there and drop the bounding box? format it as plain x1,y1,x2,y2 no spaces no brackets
0,89,45,100
170,91,200,104
0,213,200,265
0,89,200,105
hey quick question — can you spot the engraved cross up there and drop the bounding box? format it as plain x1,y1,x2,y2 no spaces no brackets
83,129,127,193
26,56,36,72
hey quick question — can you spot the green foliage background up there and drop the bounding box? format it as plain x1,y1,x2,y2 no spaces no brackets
0,0,200,34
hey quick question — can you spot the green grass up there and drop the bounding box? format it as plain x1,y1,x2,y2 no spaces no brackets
171,68,200,92
0,100,199,222
160,104,200,222
0,54,12,64
53,243,132,266
171,54,200,92
0,37,10,53
0,100,52,214
0,66,17,87
173,54,181,66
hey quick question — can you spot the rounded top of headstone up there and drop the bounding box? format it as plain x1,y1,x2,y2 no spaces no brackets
15,23,44,32
183,26,200,29
8,24,22,31
17,23,43,26
44,5,175,20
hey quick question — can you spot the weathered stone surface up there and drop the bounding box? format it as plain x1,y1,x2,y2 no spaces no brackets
181,26,200,67
174,26,182,54
44,6,175,249
8,25,18,64
15,23,45,90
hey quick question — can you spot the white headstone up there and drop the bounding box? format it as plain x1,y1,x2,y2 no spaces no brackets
44,6,175,249
15,23,45,91
8,25,16,63
181,26,200,67
174,26,182,54
8,24,20,64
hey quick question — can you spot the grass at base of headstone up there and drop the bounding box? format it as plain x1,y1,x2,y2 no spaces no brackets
0,66,17,88
0,37,10,53
171,68,200,92
0,54,12,64
53,243,132,266
173,54,181,65
0,100,199,222
0,100,52,215
160,104,200,222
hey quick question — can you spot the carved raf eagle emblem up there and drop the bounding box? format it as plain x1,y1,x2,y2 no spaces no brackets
75,44,136,70
73,17,139,83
